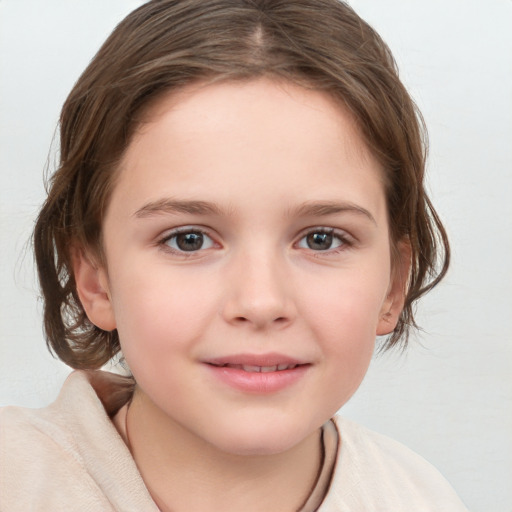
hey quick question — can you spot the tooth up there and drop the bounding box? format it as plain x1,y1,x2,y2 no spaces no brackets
261,365,277,373
242,365,261,373
277,364,289,371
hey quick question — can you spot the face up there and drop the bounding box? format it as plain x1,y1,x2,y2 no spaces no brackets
76,78,407,455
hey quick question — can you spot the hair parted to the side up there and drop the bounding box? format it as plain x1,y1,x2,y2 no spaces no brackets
34,0,449,369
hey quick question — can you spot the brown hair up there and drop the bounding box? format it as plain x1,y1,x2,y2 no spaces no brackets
34,0,449,369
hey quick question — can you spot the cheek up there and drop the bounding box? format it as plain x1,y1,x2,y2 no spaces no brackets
297,268,389,395
109,267,218,361
303,267,389,339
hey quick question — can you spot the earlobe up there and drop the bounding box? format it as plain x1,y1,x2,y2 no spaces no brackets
376,240,411,336
73,248,116,331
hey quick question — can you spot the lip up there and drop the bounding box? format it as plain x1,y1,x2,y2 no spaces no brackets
203,353,311,394
205,352,307,368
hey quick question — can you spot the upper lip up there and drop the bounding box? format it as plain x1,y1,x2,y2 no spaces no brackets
203,353,309,367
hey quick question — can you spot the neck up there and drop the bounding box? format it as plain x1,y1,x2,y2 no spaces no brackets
122,387,323,512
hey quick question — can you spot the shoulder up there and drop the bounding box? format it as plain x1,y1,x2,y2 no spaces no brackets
0,372,90,467
0,371,156,512
0,370,130,461
318,416,469,512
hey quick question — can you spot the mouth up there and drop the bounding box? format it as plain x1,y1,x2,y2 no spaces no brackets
208,363,302,373
203,354,310,393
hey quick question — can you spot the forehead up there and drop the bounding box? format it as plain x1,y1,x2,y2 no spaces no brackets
134,78,372,163
112,78,386,222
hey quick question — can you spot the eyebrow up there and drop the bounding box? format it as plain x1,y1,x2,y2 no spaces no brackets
290,201,377,225
133,198,376,224
133,199,226,218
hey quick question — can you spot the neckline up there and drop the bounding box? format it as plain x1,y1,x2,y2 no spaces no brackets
113,401,338,512
298,419,339,512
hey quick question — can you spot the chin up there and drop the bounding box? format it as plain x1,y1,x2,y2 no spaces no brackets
209,420,316,457
219,439,298,457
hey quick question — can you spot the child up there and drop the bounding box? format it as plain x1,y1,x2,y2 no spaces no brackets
0,0,469,510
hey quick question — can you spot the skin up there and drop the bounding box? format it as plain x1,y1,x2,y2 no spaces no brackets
75,78,409,511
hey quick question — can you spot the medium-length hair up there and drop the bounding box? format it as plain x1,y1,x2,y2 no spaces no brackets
34,0,449,369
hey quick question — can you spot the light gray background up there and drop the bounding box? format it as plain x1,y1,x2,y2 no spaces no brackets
1,1,511,510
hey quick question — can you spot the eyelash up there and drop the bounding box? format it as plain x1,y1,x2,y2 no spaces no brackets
157,226,354,257
296,227,354,255
158,227,216,257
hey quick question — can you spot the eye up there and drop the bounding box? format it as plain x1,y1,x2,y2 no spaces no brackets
297,229,347,251
163,229,215,252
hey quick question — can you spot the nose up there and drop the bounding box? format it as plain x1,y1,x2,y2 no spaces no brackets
221,250,296,330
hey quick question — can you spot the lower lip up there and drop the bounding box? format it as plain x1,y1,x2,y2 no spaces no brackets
205,364,310,394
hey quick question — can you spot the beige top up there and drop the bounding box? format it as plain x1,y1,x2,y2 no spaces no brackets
0,370,469,511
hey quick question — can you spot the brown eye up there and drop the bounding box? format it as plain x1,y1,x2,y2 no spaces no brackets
297,229,345,252
176,232,204,251
306,232,333,250
164,230,214,252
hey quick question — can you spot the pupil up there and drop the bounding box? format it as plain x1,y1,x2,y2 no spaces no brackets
307,232,332,250
177,232,203,251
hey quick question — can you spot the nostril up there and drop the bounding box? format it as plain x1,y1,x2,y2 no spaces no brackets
232,315,288,325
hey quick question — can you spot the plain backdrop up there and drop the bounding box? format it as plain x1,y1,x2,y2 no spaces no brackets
1,1,511,510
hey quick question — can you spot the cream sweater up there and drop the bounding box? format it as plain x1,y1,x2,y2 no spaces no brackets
0,371,469,511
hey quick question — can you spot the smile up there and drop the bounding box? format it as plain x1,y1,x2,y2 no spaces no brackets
204,354,310,393
210,363,300,373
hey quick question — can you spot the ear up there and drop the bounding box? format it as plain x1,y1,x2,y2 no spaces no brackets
73,248,117,331
376,240,412,336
